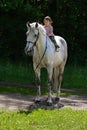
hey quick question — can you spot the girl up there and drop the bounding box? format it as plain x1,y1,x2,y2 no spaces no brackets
43,16,59,51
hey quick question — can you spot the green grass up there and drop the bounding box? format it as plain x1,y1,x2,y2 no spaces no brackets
0,84,87,97
0,61,87,89
0,85,37,95
0,85,48,96
63,65,87,88
0,62,35,84
0,108,87,130
0,62,87,130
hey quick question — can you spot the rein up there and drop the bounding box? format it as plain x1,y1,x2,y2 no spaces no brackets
27,32,39,50
35,35,47,72
27,28,47,72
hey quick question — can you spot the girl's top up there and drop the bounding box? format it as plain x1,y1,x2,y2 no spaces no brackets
44,25,54,36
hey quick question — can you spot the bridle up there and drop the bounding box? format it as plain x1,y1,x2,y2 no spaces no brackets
34,35,47,72
27,30,39,50
26,28,47,71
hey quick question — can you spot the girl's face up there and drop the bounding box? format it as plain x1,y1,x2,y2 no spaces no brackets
44,19,51,26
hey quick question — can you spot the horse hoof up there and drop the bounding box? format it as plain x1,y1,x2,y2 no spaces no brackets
46,102,53,106
35,100,41,104
55,97,60,102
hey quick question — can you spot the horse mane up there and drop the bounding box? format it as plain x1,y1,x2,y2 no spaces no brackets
38,23,46,35
30,22,46,36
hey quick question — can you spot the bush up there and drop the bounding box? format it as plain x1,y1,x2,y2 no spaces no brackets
0,0,87,65
0,2,44,62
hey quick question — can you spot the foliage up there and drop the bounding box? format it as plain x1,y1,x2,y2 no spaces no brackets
0,1,44,62
53,0,87,65
0,0,87,64
0,0,25,11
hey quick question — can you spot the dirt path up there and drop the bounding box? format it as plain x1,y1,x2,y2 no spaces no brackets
0,81,87,110
0,92,87,110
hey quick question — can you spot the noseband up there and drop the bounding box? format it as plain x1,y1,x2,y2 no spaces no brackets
27,31,39,49
26,29,47,71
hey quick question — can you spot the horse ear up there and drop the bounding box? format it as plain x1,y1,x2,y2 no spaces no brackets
26,21,31,28
35,22,38,28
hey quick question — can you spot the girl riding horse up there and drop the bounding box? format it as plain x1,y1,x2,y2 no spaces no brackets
43,16,60,51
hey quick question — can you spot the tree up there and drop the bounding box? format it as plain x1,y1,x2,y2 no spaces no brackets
0,0,87,64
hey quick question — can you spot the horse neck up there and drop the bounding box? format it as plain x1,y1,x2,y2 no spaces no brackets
36,33,46,55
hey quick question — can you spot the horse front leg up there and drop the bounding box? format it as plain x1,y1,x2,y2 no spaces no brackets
47,67,53,106
34,68,41,103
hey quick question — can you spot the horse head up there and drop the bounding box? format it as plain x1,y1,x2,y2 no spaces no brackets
24,22,39,55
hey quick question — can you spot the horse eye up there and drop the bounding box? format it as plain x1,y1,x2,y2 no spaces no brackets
35,34,37,37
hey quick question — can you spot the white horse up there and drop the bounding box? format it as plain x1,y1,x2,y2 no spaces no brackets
25,22,68,105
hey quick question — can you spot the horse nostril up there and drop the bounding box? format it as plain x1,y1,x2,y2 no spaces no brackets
35,34,37,37
24,46,28,52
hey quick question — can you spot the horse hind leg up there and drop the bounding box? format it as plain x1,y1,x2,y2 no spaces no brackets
56,65,65,102
53,67,59,92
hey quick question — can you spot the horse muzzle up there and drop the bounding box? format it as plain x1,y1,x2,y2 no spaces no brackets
24,47,33,56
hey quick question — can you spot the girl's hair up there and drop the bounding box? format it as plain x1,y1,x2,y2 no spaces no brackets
44,16,53,23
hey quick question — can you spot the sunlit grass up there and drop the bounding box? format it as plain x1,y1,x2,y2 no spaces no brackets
0,62,87,130
0,108,87,130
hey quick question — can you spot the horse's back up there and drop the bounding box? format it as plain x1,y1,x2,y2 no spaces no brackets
54,35,68,67
55,36,67,48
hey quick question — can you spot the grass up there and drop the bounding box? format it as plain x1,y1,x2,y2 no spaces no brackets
0,85,37,95
63,64,87,88
0,62,87,130
0,108,87,130
0,62,35,84
0,61,87,89
0,84,87,97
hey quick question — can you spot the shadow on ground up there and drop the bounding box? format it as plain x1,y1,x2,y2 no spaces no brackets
0,90,87,111
0,81,87,110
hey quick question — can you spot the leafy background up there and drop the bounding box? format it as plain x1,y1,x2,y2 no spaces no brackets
0,0,87,65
